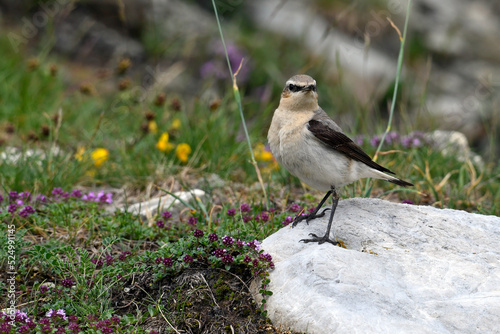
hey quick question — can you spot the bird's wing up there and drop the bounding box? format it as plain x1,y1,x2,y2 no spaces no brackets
307,118,395,175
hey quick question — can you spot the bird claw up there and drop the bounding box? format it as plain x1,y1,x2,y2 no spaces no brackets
300,233,339,246
292,208,331,227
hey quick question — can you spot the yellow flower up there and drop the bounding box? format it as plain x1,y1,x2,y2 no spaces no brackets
91,148,109,168
254,143,273,162
176,143,192,163
156,132,174,153
148,120,158,134
170,118,182,131
74,146,86,161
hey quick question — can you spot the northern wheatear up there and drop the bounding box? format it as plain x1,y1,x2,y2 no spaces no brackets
268,74,413,245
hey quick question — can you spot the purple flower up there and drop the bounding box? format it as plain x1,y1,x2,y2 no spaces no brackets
52,187,64,196
61,279,74,288
282,216,293,226
91,258,103,268
156,220,165,228
247,239,261,251
354,135,365,146
0,195,3,204
193,229,204,238
14,310,29,323
412,137,422,148
243,255,252,263
260,212,269,222
386,131,399,145
35,194,47,203
163,257,173,267
269,262,275,268
402,199,414,205
221,254,234,264
82,192,96,201
162,211,172,220
19,205,35,218
27,320,36,329
18,325,30,333
289,203,301,213
200,60,226,79
68,322,81,333
105,255,114,265
8,191,19,201
222,235,234,246
208,233,219,242
0,323,11,334
118,251,131,261
70,189,83,198
96,191,113,204
259,252,273,262
401,136,412,148
19,191,31,201
235,239,245,248
8,203,17,213
370,135,381,148
39,285,50,294
187,216,198,226
38,318,50,325
227,208,236,216
252,259,259,267
213,248,226,258
55,309,68,320
239,203,251,212
242,215,252,223
183,254,193,263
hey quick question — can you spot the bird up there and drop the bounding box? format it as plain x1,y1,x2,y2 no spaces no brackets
268,74,413,246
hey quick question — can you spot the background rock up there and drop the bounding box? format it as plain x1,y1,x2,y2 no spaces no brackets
252,198,500,334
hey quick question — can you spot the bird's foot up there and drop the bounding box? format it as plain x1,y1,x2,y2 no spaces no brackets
292,208,330,227
300,233,339,246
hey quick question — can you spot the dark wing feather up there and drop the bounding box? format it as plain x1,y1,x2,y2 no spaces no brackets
308,119,395,175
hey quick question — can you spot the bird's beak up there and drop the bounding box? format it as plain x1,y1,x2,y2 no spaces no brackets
302,85,315,92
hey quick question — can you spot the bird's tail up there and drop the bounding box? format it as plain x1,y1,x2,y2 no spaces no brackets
388,178,414,187
370,169,414,187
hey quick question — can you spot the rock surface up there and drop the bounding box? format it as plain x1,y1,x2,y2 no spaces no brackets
118,189,205,219
252,198,500,334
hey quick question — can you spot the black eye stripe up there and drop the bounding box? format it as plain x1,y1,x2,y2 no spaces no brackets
287,83,316,92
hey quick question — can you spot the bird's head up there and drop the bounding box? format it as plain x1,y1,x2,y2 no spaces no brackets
280,75,319,111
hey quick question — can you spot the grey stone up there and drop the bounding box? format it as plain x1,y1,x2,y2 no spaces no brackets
252,198,500,334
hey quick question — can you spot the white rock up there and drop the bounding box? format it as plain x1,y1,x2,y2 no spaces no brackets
122,189,205,218
0,146,62,164
253,198,500,334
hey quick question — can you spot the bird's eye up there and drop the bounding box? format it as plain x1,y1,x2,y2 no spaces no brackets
288,84,299,92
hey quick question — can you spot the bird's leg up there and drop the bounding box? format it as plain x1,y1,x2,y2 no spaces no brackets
292,190,332,227
300,189,339,245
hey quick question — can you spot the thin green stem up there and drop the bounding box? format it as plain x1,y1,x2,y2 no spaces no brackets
211,0,269,208
365,0,412,197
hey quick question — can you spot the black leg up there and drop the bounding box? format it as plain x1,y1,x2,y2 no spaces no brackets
292,190,332,227
300,189,339,245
